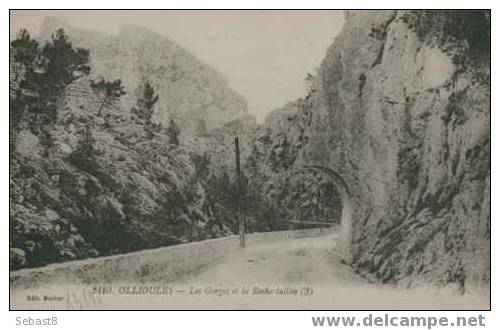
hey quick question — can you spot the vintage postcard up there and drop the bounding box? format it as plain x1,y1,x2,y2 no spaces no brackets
9,10,490,310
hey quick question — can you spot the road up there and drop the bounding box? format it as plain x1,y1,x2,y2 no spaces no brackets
159,231,488,310
10,230,489,310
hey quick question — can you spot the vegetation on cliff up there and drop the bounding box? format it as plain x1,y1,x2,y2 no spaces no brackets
9,29,246,269
246,10,490,290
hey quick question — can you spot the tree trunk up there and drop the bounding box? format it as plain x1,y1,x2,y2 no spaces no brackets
98,95,108,116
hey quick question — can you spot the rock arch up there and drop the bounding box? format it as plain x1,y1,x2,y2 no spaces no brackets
299,165,353,256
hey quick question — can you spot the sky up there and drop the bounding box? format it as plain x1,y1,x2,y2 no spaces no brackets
10,10,344,122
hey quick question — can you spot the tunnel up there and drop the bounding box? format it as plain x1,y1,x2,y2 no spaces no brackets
299,165,353,257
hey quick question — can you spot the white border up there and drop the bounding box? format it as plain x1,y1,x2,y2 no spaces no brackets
2,1,496,330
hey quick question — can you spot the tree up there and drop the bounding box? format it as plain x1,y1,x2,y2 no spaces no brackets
10,28,90,121
135,81,159,121
68,123,94,170
10,30,40,149
11,29,39,68
39,28,90,95
134,80,159,139
166,119,181,146
77,123,94,156
403,10,490,83
190,152,211,180
90,78,126,116
10,28,91,148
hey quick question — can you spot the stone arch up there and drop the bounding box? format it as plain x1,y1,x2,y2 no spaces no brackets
298,165,353,256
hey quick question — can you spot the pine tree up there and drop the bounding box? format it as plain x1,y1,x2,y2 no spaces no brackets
166,119,181,146
10,28,91,115
77,123,94,156
134,81,159,139
90,78,126,116
10,28,91,146
40,29,90,94
11,29,39,68
135,81,159,121
10,29,40,146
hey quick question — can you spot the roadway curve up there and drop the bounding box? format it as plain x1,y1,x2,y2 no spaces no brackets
11,229,489,310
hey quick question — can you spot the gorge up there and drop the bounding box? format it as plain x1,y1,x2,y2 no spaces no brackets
10,10,490,295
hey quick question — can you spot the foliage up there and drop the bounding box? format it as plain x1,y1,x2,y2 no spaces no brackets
10,28,90,142
135,81,159,121
402,10,490,83
9,27,342,271
90,78,126,116
11,29,39,67
166,119,181,146
10,27,253,270
133,80,159,139
10,248,26,269
77,123,94,156
39,29,91,94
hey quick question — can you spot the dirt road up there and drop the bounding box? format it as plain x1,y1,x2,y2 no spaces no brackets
163,231,488,310
10,230,489,310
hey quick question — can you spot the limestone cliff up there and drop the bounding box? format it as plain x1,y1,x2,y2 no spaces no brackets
10,76,237,269
10,20,256,270
252,10,490,290
39,17,249,136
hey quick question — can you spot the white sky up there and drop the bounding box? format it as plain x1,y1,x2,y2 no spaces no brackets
10,10,344,122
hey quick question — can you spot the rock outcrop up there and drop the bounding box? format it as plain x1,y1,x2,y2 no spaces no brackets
251,10,490,290
39,17,249,136
10,76,235,269
11,19,257,270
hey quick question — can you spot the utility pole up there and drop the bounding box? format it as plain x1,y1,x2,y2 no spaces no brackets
235,137,245,248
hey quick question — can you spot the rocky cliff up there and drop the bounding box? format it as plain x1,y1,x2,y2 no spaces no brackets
10,75,239,269
39,17,249,136
10,21,253,269
251,10,490,290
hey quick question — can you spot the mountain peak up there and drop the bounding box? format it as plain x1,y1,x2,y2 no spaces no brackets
37,18,249,135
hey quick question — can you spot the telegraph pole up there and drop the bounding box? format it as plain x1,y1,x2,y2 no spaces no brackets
235,137,245,248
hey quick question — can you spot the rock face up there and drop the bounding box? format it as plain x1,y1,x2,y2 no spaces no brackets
39,17,249,136
11,20,257,270
253,10,490,289
10,76,236,269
